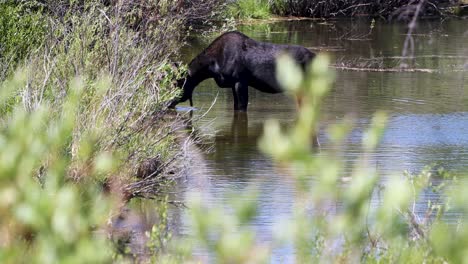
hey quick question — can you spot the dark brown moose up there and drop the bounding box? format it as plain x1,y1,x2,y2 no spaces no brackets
169,31,315,111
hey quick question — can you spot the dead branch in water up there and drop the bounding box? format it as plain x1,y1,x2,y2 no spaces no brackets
362,55,468,60
307,46,346,52
401,0,426,66
332,65,436,73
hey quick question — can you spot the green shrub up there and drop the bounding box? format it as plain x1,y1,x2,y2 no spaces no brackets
228,0,271,19
0,70,115,263
0,2,46,78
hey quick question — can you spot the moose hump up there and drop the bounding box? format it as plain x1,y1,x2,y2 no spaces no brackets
170,31,315,111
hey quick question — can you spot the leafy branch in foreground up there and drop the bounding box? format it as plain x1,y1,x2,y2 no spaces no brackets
0,70,116,263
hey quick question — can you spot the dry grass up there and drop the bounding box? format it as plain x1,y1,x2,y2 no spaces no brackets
15,0,225,198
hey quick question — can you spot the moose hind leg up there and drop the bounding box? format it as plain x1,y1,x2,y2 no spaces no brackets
234,81,248,112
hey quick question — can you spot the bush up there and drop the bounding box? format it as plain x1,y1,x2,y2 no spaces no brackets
227,0,271,19
0,2,46,78
0,70,115,263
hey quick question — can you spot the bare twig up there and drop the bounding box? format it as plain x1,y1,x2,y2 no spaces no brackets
401,0,426,67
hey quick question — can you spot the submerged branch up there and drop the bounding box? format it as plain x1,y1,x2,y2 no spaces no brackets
362,55,468,60
331,65,468,73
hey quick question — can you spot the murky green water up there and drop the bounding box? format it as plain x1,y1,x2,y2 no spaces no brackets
129,19,467,261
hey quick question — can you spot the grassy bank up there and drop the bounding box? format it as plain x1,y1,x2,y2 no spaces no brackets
227,0,467,19
227,0,271,19
1,0,187,197
0,0,223,261
0,0,228,196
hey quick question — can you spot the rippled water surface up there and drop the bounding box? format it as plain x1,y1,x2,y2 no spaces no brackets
135,19,467,261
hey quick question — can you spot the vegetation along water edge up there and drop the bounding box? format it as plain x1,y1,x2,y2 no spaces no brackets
228,0,468,19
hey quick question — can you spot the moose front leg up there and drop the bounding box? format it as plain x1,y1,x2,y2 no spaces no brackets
232,87,239,111
234,81,248,112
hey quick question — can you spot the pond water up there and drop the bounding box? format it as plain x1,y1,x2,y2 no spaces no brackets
129,19,467,261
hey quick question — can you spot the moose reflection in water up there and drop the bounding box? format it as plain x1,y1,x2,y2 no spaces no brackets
207,112,264,179
169,31,315,111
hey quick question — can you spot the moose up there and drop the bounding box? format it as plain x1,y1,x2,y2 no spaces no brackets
169,31,315,112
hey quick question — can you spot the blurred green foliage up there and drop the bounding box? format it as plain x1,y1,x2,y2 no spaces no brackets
0,70,114,263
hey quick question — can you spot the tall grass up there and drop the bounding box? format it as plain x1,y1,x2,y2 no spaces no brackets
14,1,189,198
0,0,227,198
